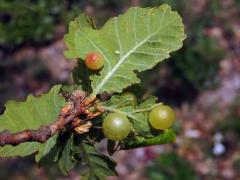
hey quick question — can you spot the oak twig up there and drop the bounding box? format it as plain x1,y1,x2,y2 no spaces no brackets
0,90,102,147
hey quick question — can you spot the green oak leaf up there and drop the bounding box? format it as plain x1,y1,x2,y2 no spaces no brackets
36,133,74,166
58,135,76,175
64,14,95,59
35,134,58,163
81,143,118,180
102,93,161,137
122,129,176,149
0,85,65,157
65,4,186,95
102,92,137,114
129,96,160,137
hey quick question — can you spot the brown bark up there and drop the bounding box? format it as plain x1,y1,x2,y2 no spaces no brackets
0,102,78,146
0,91,98,147
0,115,75,146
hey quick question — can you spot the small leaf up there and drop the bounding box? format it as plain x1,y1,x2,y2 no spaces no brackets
35,134,58,163
81,142,118,180
102,94,160,137
0,85,65,157
129,96,159,137
65,5,186,95
102,92,137,114
58,135,76,175
122,129,176,149
64,14,95,58
37,132,73,166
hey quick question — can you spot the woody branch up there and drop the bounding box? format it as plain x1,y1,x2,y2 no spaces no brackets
0,91,102,147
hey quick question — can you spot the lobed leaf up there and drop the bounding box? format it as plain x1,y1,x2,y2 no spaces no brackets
122,129,176,149
64,14,95,59
81,142,118,180
64,4,186,95
102,92,137,114
35,134,58,163
0,85,65,157
102,93,163,137
129,96,160,137
58,135,76,175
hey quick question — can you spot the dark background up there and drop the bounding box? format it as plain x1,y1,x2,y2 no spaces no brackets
0,0,240,179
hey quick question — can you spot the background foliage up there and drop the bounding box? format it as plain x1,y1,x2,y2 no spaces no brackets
0,0,82,49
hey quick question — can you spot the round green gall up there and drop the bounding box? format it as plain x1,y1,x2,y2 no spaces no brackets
103,113,131,141
149,105,175,130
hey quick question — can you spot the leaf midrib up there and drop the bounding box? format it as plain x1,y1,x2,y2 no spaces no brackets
91,32,157,96
91,7,172,95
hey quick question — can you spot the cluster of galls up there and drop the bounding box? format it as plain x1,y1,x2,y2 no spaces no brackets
102,105,175,141
76,51,176,141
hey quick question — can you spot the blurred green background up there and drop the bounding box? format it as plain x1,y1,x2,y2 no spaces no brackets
0,0,240,179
